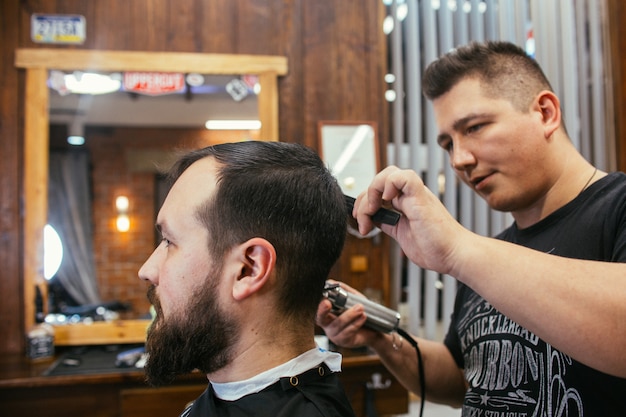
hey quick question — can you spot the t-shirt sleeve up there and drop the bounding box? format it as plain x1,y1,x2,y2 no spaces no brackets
443,284,467,369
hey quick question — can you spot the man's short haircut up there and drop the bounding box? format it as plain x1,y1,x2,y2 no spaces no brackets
422,41,554,112
168,141,347,324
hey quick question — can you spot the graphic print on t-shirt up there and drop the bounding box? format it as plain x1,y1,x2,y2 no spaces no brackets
456,292,583,417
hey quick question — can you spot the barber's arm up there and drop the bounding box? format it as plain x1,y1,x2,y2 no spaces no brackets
353,166,626,378
316,282,467,407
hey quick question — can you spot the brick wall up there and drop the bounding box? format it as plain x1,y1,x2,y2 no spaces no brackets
79,127,259,317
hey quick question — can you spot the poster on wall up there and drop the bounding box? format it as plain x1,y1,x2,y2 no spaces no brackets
123,72,186,95
31,14,86,45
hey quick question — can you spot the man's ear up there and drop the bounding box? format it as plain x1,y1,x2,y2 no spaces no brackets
533,90,561,138
231,238,276,301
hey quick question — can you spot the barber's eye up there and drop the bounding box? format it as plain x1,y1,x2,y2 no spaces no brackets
440,139,453,152
466,123,483,134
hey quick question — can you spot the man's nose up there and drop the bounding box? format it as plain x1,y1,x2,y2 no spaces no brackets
138,247,161,284
450,140,476,170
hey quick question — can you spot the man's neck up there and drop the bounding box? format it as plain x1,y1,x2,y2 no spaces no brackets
207,327,315,383
512,158,601,229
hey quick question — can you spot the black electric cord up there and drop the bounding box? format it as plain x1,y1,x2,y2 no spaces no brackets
395,327,425,417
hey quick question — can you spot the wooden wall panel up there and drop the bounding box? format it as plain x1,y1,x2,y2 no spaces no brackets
195,1,239,53
298,1,391,302
0,0,23,355
300,0,387,146
275,3,305,146
607,0,626,171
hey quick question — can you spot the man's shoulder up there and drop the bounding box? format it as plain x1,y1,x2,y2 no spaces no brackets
181,371,356,417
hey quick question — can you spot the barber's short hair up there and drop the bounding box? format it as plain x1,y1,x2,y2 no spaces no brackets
422,41,553,112
168,141,347,324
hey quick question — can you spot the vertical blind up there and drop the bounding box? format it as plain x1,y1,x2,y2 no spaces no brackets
385,0,615,339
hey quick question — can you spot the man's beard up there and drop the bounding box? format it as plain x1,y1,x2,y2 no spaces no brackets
144,272,239,386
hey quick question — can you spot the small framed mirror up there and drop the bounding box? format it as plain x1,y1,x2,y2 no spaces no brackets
318,121,379,198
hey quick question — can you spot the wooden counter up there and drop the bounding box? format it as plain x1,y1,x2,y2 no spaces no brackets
0,349,408,417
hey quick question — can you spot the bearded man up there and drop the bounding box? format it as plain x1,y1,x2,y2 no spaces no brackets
139,141,355,417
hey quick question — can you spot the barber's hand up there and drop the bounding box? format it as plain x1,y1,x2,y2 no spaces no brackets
353,166,469,276
316,281,380,349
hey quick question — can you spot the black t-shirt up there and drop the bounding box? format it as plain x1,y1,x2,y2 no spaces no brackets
444,172,626,416
180,364,356,417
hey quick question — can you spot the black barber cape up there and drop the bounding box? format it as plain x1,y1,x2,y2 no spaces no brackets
180,364,356,417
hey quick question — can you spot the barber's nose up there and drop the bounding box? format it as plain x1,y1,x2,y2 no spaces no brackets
450,140,476,171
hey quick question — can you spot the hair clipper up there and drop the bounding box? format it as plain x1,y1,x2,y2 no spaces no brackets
322,282,401,334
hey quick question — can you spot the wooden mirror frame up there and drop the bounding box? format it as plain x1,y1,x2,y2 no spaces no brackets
15,48,287,345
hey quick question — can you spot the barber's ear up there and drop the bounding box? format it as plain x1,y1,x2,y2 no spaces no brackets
534,90,561,137
232,238,276,301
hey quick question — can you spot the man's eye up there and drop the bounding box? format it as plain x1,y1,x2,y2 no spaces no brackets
161,238,172,247
466,123,483,134
439,139,453,152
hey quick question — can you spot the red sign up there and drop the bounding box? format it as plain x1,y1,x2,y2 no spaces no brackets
123,72,185,95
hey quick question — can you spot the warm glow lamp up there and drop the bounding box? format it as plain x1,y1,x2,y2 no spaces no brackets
116,196,130,232
116,214,130,233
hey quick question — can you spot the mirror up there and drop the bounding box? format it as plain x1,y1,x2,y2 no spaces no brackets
16,48,287,345
47,71,261,323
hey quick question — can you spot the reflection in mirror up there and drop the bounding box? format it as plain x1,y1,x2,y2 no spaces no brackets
17,48,287,344
45,70,260,323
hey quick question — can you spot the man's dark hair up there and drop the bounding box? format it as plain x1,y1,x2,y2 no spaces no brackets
168,141,347,324
422,41,554,112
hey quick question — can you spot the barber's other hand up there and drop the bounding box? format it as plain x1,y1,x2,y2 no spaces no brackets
316,281,380,349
